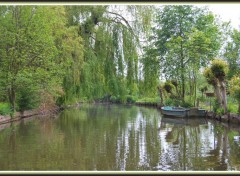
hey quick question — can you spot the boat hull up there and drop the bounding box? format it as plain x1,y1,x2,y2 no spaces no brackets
161,107,188,118
161,106,206,118
187,108,206,117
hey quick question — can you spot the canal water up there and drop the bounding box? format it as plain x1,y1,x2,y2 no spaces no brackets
0,104,240,171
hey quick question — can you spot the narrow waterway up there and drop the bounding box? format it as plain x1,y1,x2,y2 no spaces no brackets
0,104,240,171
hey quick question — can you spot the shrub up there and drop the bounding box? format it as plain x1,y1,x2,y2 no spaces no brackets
216,107,224,116
110,96,116,103
16,87,40,113
82,97,88,101
0,103,12,115
164,98,181,107
180,101,193,108
200,85,208,93
110,95,121,103
212,98,221,113
227,103,238,113
126,95,136,103
164,98,172,106
198,96,206,102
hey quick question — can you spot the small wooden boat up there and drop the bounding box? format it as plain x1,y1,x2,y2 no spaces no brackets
161,106,207,118
161,106,189,117
187,107,207,117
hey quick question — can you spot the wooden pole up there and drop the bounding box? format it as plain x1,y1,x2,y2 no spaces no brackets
210,97,211,111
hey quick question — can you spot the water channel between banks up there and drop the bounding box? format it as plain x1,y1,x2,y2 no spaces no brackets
0,104,240,171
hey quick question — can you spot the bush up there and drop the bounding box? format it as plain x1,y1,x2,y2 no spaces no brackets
216,107,224,116
110,95,116,103
198,96,207,103
0,103,11,115
164,98,175,106
212,98,221,113
227,103,238,113
164,97,193,108
164,98,181,107
126,95,137,103
16,87,40,113
110,95,121,103
180,101,193,108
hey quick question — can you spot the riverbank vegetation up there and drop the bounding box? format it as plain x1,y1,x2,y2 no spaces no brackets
0,5,240,117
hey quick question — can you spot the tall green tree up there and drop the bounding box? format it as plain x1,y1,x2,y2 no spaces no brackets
229,76,240,114
0,6,58,113
49,6,84,105
224,29,240,79
0,6,81,114
63,5,154,102
153,5,221,102
141,45,160,97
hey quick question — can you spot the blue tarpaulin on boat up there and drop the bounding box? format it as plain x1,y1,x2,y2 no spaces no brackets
164,106,173,110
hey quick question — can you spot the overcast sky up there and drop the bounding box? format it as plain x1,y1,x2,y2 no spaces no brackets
153,3,240,30
3,2,240,30
195,3,240,30
154,3,240,30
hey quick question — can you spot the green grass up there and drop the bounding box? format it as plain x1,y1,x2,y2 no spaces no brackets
198,96,239,113
0,102,11,115
136,97,160,103
223,97,238,113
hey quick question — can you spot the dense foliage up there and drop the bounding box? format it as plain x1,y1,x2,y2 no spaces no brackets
0,5,239,116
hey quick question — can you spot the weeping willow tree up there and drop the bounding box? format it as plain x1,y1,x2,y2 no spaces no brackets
61,5,154,103
38,6,85,107
141,45,160,97
0,5,155,115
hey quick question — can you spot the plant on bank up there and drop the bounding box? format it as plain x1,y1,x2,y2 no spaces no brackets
16,86,40,116
0,103,11,116
229,76,240,114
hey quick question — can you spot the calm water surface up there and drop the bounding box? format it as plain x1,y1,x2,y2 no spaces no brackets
0,104,240,171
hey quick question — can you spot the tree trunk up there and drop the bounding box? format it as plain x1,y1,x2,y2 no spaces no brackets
180,43,185,102
8,85,16,117
238,103,240,115
188,72,192,99
175,85,180,99
193,70,197,107
219,81,227,114
158,86,164,106
213,84,222,108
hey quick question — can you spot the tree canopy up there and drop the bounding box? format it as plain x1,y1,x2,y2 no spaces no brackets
0,5,239,116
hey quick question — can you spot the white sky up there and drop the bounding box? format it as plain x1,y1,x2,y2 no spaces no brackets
152,3,240,30
2,2,240,30
196,3,240,30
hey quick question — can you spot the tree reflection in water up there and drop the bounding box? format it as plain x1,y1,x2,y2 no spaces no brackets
0,104,240,170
